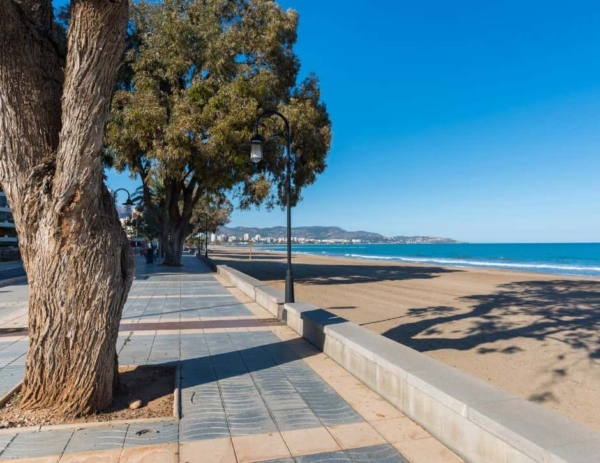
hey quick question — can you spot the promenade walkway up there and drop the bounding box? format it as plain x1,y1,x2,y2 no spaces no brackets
0,255,462,462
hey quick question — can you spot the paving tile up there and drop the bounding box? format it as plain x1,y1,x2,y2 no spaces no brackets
392,436,464,463
179,417,230,442
281,427,341,456
0,433,16,453
302,394,364,427
119,443,178,463
64,425,128,454
295,450,352,463
1,456,61,463
1,429,74,459
271,408,322,431
59,448,121,462
349,399,404,422
345,444,409,463
124,422,178,447
327,422,386,450
232,433,291,463
261,392,307,411
371,417,429,444
179,437,236,463
227,410,278,436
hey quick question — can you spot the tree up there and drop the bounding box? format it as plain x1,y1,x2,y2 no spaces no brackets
191,194,233,240
106,0,332,266
0,0,133,415
128,187,162,242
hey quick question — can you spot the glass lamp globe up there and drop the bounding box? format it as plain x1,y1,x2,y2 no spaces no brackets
250,134,263,163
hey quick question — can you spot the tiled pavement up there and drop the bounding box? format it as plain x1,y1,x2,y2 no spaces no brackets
0,255,463,462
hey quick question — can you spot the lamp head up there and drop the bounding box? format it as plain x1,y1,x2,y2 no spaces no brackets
250,134,263,164
123,198,135,207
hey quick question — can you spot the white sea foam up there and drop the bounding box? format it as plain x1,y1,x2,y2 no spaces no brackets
343,254,600,273
259,246,600,276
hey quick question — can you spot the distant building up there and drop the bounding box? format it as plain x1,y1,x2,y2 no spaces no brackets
211,233,217,242
243,233,250,241
0,186,17,247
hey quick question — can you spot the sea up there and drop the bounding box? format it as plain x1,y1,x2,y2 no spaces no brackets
257,243,600,278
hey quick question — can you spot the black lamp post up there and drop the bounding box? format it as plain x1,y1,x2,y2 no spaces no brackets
204,212,209,258
250,110,295,303
112,188,135,209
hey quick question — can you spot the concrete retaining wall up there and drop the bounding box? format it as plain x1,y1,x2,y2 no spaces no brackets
216,265,284,318
214,263,600,463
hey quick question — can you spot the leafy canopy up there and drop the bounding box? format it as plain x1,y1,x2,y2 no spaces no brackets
106,0,332,221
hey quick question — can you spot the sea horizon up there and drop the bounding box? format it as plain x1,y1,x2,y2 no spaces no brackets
253,242,600,278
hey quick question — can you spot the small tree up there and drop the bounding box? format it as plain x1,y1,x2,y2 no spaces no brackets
186,196,232,248
0,0,133,415
106,0,332,266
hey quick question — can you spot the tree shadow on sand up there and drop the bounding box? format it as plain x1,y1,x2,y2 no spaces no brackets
382,279,600,404
210,251,459,286
383,279,600,359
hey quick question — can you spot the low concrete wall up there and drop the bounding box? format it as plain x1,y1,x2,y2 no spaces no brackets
214,263,600,463
216,265,284,318
284,302,600,463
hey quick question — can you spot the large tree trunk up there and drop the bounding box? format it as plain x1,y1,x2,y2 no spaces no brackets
158,179,194,267
0,0,133,415
160,225,186,266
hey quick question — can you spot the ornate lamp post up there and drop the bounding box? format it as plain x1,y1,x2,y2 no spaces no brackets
250,110,295,303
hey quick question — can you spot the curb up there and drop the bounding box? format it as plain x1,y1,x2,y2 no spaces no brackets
0,381,22,409
173,363,181,419
0,276,27,289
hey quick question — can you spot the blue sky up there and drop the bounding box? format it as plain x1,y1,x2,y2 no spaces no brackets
55,0,600,242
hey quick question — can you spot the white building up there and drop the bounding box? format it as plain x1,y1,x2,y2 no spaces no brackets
243,233,250,241
0,187,17,247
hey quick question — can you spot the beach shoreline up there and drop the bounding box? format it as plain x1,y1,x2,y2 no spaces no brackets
209,245,600,432
238,244,600,281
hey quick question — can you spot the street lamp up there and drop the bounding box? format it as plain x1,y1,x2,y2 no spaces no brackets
250,110,295,303
204,212,209,258
112,188,135,208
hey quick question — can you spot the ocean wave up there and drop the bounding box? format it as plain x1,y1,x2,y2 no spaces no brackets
343,254,600,273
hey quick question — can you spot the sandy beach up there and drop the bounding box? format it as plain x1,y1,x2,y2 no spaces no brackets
209,245,600,431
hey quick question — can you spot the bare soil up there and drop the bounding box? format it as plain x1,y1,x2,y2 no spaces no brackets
0,366,174,429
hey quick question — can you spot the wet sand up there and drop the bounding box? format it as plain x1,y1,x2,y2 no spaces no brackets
209,245,600,431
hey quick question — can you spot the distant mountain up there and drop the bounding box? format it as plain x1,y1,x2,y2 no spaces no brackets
217,226,458,244
116,205,133,219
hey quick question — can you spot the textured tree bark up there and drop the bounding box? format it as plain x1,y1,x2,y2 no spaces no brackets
160,225,187,266
158,180,195,267
0,0,133,415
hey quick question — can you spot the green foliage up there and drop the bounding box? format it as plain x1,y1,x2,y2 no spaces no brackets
193,193,233,235
105,0,332,240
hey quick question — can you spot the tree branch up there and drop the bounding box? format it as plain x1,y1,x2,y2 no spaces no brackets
53,0,129,210
0,0,63,188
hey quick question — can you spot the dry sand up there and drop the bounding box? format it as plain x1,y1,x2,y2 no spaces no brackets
210,246,600,431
